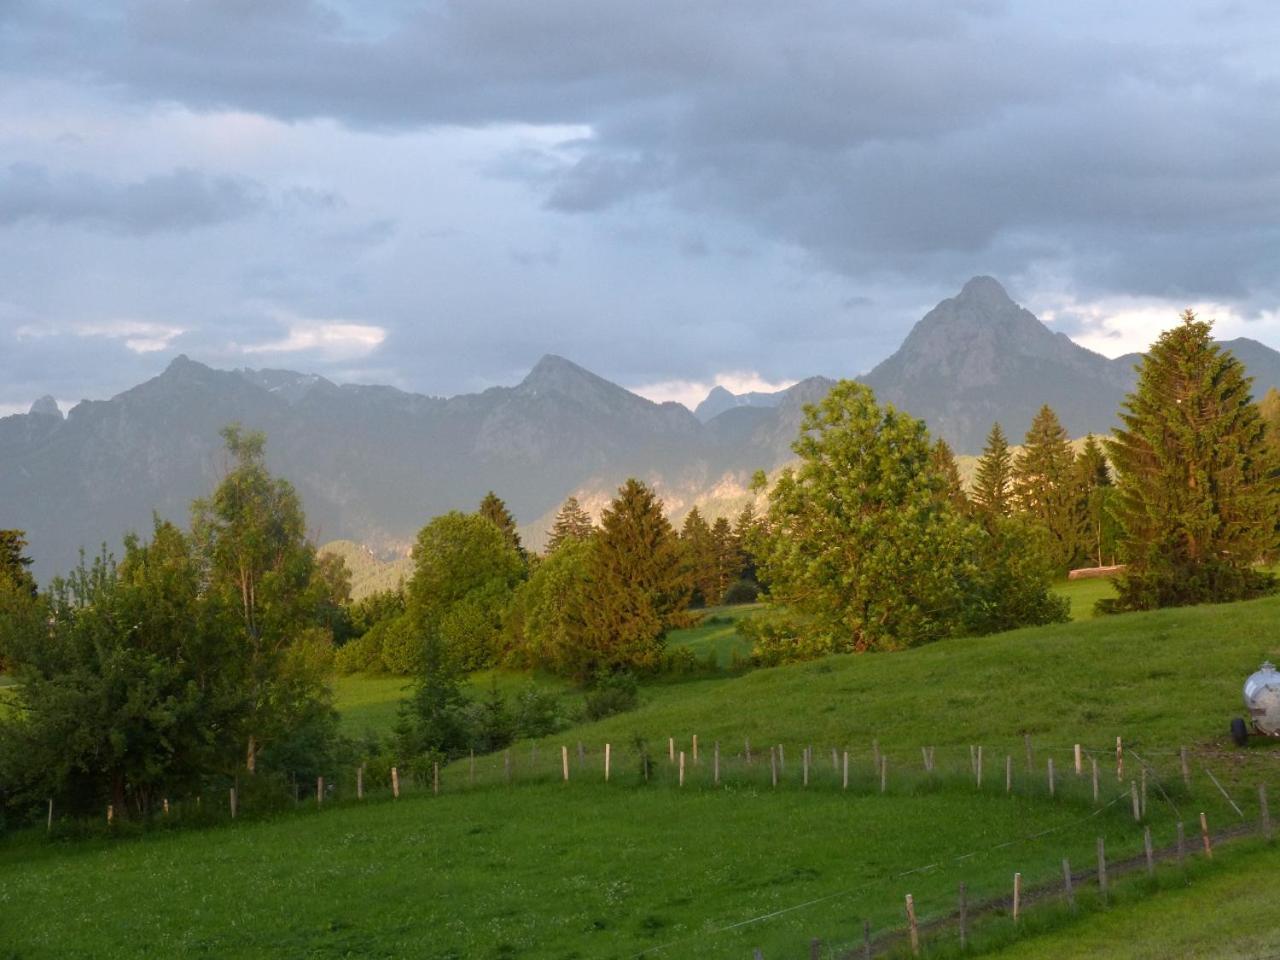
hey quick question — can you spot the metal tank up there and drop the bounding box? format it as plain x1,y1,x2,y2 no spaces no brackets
1232,661,1280,745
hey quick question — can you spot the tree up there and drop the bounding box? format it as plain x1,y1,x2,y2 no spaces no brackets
732,503,764,586
478,491,524,557
972,423,1014,519
546,496,594,552
1012,405,1081,571
190,425,326,773
1106,311,1280,609
1074,435,1118,567
930,439,969,513
504,537,593,677
755,382,1065,656
0,523,244,818
710,515,739,602
678,507,718,606
578,479,692,676
408,511,524,670
0,529,36,597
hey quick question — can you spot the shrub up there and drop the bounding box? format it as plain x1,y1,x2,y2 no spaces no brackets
379,616,424,675
660,646,699,676
722,579,760,605
512,684,568,738
334,629,384,674
737,611,834,666
584,671,639,721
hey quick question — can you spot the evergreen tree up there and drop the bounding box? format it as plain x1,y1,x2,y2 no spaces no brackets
1012,405,1080,571
679,507,718,606
0,529,36,597
546,495,595,552
930,438,969,512
1106,311,1280,609
478,491,524,557
710,515,739,602
579,479,691,675
732,502,764,585
972,423,1014,519
1074,435,1117,567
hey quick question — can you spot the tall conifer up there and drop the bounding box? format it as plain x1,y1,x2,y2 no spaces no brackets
930,438,969,512
679,507,718,606
1107,311,1280,609
546,496,594,552
1013,405,1080,571
972,423,1014,518
478,491,524,557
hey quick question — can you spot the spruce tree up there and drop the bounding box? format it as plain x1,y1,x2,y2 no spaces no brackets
679,507,718,606
478,491,524,556
580,479,691,674
1013,405,1080,571
1107,311,1280,609
0,529,36,597
732,502,763,585
1074,434,1116,567
546,496,594,552
930,438,969,512
972,423,1014,519
710,515,738,602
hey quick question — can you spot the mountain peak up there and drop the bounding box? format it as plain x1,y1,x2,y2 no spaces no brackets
956,275,1013,308
29,395,62,418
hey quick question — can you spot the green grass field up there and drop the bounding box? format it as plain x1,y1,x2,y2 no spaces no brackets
6,586,1280,958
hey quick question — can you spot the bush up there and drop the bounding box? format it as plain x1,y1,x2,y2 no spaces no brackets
512,684,568,738
379,616,424,675
584,671,639,721
660,646,699,676
334,629,384,674
737,611,834,666
722,579,760,605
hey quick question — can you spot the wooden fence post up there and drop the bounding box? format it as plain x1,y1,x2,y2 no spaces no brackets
970,744,977,777
880,755,888,793
921,746,930,773
1012,872,1022,924
229,788,237,819
862,919,872,959
1062,857,1075,911
562,745,570,782
316,775,324,805
1180,746,1190,787
47,798,53,832
832,747,838,773
770,747,778,788
905,894,920,956
470,751,476,786
803,747,810,787
1140,766,1148,818
357,765,364,800
1048,758,1055,798
107,804,114,825
433,762,440,795
679,751,686,787
745,737,752,764
392,766,400,798
976,746,983,789
1096,837,1108,900
1091,757,1099,804
958,881,968,949
1116,736,1123,781
605,743,611,782
843,751,849,790
1130,781,1141,821
692,735,698,764
1005,755,1012,794
1144,826,1155,876
668,737,675,763
714,742,721,785
1261,784,1273,841
1200,812,1213,857
1074,743,1082,776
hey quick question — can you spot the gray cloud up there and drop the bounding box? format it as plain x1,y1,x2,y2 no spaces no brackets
0,164,264,233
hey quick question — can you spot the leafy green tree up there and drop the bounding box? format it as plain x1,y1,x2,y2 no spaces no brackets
546,496,594,552
191,424,327,773
1013,405,1081,571
504,537,593,676
408,511,524,670
756,382,1065,655
963,517,1070,634
1106,312,1280,609
679,507,718,606
578,479,691,675
478,491,524,557
0,529,37,597
0,523,244,818
972,423,1014,519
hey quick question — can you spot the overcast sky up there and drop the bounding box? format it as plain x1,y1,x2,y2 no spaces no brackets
2,1,1279,415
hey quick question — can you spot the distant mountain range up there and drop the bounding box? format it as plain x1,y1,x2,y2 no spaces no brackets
5,276,1279,581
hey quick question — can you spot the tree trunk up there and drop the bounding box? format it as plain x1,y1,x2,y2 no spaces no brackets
246,734,257,774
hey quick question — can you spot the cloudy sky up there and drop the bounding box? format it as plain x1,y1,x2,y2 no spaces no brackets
2,1,1279,415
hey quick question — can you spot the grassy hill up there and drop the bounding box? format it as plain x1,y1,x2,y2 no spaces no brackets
318,539,414,600
6,584,1280,959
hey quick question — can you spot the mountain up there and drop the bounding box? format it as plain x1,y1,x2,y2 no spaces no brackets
6,278,1280,581
693,385,785,422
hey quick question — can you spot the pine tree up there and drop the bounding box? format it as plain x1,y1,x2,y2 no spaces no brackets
1074,434,1116,567
546,496,594,552
930,438,969,512
1107,311,1280,609
732,502,763,585
478,491,524,557
1012,405,1080,571
710,516,739,602
580,479,691,674
679,507,718,606
972,423,1014,519
0,529,37,597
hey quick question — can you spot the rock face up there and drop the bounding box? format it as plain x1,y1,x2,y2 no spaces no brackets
693,385,785,422
862,276,1133,451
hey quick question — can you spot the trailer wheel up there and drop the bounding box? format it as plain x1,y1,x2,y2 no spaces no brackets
1231,717,1249,747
